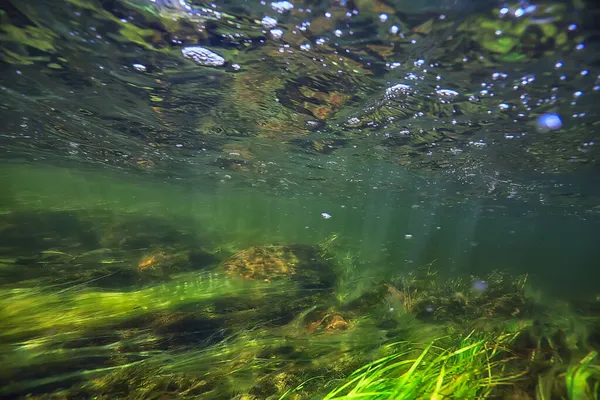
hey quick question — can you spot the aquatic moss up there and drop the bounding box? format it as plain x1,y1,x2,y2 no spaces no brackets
113,23,160,51
483,35,519,54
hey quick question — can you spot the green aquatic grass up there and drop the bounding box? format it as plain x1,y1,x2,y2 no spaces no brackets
0,270,293,341
322,332,525,400
0,271,311,396
535,351,600,400
565,351,600,400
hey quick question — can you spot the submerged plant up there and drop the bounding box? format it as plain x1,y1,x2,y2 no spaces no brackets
564,351,600,400
535,351,600,400
322,331,525,399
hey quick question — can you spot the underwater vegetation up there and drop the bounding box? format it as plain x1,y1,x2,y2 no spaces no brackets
0,0,600,397
0,210,599,399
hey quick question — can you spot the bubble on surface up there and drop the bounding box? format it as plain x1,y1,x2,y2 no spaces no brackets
182,46,225,67
385,84,412,98
436,89,459,97
536,113,562,133
472,280,488,292
270,1,294,13
270,29,284,39
261,16,278,29
132,63,146,72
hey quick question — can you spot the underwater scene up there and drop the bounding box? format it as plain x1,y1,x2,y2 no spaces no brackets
1,0,600,399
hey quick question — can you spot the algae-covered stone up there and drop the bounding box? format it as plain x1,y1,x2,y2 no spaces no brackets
222,244,336,289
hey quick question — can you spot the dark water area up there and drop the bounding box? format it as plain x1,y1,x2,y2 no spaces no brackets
1,0,600,399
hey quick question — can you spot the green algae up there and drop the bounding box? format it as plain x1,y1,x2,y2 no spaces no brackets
1,24,57,52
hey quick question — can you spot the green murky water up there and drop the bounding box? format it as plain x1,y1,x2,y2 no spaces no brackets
1,0,600,399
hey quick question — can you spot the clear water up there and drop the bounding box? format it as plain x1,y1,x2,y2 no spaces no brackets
1,0,599,398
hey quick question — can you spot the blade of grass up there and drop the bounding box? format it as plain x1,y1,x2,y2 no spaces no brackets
430,363,446,400
566,351,598,400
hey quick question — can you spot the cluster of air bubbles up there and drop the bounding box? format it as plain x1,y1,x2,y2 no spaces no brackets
385,84,412,98
270,29,283,39
261,16,278,29
296,20,311,32
182,46,225,67
270,1,294,13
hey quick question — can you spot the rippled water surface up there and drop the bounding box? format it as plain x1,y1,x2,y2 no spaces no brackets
1,0,600,399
